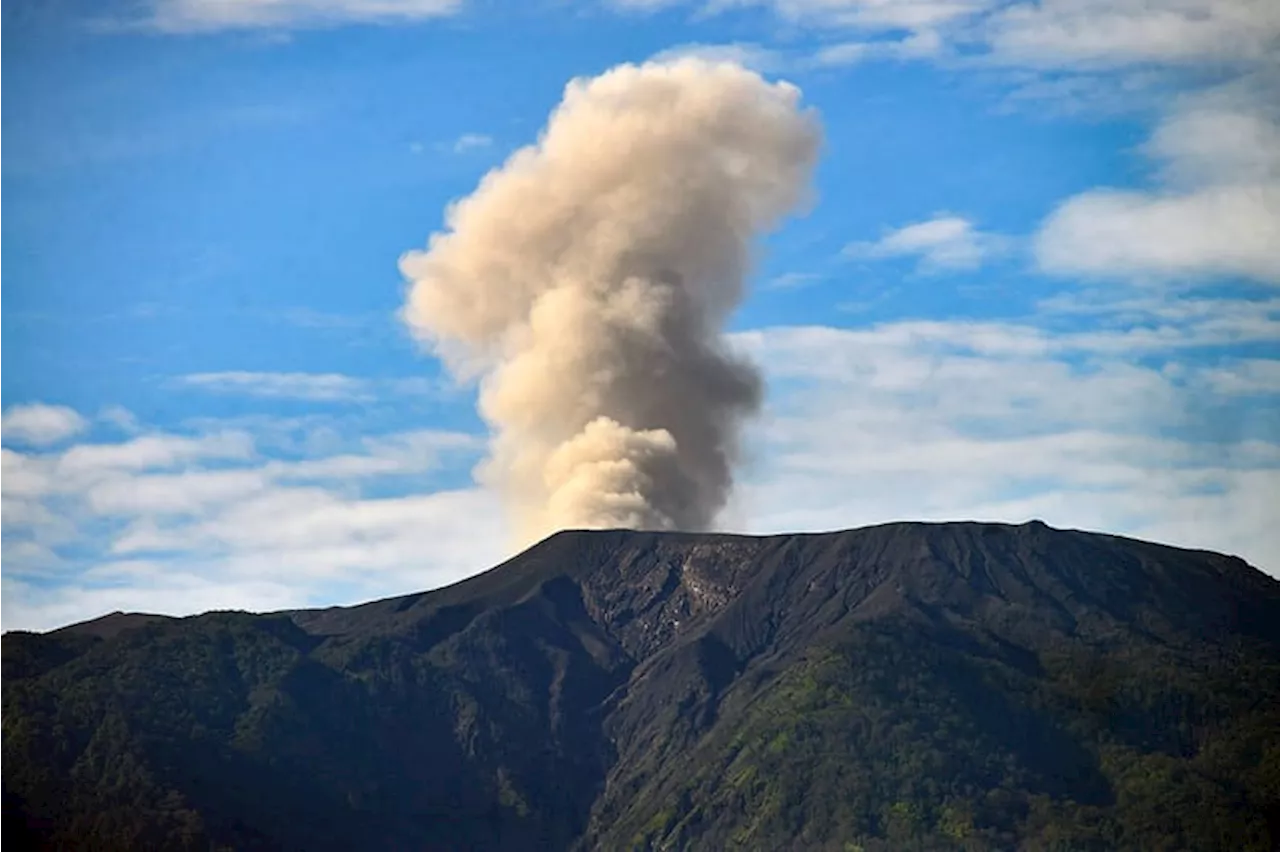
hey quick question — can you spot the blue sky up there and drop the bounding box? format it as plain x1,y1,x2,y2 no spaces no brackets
3,0,1278,630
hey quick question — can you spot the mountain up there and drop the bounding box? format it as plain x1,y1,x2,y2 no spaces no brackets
5,521,1280,851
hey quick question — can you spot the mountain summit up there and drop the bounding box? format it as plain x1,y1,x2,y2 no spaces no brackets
5,521,1280,850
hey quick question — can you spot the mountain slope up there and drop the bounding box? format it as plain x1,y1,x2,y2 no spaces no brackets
4,521,1280,851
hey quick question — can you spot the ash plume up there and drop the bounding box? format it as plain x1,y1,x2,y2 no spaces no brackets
400,58,821,544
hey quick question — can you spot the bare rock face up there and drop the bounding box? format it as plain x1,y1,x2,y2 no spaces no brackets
5,521,1280,851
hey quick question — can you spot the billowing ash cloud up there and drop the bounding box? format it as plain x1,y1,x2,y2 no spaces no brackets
400,58,821,544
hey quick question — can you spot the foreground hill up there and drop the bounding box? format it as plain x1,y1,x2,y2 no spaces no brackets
5,521,1280,851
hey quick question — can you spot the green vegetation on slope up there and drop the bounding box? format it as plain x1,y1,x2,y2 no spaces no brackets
606,621,1280,851
4,604,620,851
4,523,1280,851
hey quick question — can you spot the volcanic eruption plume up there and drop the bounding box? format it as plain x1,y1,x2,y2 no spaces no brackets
400,59,821,544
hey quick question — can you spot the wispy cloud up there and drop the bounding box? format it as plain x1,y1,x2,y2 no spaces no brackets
7,284,1276,631
1035,77,1280,285
765,272,824,290
1201,360,1280,396
98,406,143,434
1,404,90,447
807,31,944,67
631,0,1278,110
56,432,256,478
844,215,1010,272
177,371,373,402
172,370,452,403
137,0,462,33
756,0,1276,289
729,304,1280,574
451,133,493,154
1036,187,1280,284
982,0,1280,69
754,0,992,31
647,34,942,74
676,0,1278,71
75,431,479,518
2,415,491,631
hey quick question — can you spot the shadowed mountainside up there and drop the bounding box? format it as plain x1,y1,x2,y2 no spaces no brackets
5,520,1280,850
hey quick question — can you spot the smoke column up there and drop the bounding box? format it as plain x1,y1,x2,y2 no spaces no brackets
400,58,821,545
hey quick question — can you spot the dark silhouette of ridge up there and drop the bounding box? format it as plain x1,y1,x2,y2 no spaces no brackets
53,611,175,640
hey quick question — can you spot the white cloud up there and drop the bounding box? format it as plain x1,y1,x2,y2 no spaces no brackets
646,35,941,73
98,405,142,434
1036,79,1280,285
808,41,871,66
58,432,255,476
5,299,1278,632
1200,359,1280,396
750,293,1280,363
983,0,1280,69
85,469,272,517
808,30,944,66
112,486,498,563
451,133,493,154
1144,94,1280,187
609,0,1280,88
765,272,824,290
6,425,478,520
177,371,373,401
845,214,1009,271
264,429,480,482
0,414,495,631
760,0,992,31
1,481,504,631
1035,292,1280,352
174,370,452,403
630,2,1280,290
994,70,1171,117
711,0,1278,70
729,313,1280,574
1,404,88,446
2,450,53,500
141,0,461,33
1036,186,1280,283
2,574,315,634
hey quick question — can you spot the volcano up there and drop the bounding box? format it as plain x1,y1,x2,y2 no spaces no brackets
5,520,1279,850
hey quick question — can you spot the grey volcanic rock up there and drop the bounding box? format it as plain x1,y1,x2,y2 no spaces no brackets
5,521,1280,851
